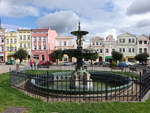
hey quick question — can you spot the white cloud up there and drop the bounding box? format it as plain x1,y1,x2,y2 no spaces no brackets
37,11,79,33
1,0,150,37
0,0,39,17
127,0,150,15
2,24,29,31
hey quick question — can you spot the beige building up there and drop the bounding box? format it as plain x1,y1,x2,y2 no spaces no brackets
90,36,104,61
17,29,32,55
116,33,137,62
55,36,76,62
90,35,116,62
136,35,149,54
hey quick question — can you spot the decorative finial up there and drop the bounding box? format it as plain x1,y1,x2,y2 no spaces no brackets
78,21,80,31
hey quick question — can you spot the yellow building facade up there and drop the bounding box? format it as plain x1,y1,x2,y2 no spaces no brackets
5,31,17,61
17,29,32,55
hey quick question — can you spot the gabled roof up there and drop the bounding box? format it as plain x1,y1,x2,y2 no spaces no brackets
91,36,104,41
137,35,149,40
117,32,136,37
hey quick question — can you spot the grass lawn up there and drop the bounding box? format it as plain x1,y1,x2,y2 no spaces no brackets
0,72,150,113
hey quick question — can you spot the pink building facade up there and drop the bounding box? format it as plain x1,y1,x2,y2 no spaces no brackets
31,28,57,62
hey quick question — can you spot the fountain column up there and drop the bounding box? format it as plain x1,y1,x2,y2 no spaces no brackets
70,22,93,89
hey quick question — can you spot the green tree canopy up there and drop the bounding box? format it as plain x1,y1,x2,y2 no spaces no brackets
135,53,149,64
13,49,29,63
112,51,123,62
51,50,63,64
51,49,98,64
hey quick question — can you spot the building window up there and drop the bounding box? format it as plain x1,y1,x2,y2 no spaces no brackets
39,46,41,50
132,48,134,53
119,48,122,52
92,42,95,45
42,55,45,61
96,42,98,45
20,43,22,48
28,35,30,40
14,39,17,43
64,41,67,46
119,39,121,43
100,49,103,53
139,48,142,53
43,38,46,43
132,39,135,43
11,39,13,43
24,44,26,48
139,41,142,44
144,41,147,44
129,39,131,43
123,48,125,52
20,36,22,40
119,39,125,43
34,38,37,42
24,35,26,40
129,48,131,53
123,39,125,43
39,37,41,41
144,48,147,53
44,46,46,50
28,43,30,48
106,49,109,53
34,46,37,50
1,38,4,43
33,55,39,60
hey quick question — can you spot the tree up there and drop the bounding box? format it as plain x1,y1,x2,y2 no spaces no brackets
112,51,123,63
13,49,29,63
84,52,98,64
63,49,98,64
135,53,149,64
51,50,63,64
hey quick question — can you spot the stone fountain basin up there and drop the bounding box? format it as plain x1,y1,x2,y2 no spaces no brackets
30,71,133,94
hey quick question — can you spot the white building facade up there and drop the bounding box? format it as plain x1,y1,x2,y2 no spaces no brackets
136,35,149,54
116,33,137,62
90,35,116,62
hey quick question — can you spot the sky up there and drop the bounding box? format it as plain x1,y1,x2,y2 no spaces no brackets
0,0,150,39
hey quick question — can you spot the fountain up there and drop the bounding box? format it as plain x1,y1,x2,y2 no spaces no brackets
70,22,93,89
25,22,133,100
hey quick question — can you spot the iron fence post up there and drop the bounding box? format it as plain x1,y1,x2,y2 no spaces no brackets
139,72,142,101
105,80,108,101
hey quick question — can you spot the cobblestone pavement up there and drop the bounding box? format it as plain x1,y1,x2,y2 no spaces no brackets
2,107,29,113
0,64,16,74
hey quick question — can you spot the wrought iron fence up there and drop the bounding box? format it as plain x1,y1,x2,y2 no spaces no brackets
9,66,150,103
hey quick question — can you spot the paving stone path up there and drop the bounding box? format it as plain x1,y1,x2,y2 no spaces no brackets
2,107,29,113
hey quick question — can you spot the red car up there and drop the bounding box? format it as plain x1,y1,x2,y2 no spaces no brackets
38,61,53,68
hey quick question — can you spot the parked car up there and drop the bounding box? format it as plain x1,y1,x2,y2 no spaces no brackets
63,62,73,66
38,61,53,68
94,61,104,66
102,62,110,67
6,59,15,65
117,62,128,67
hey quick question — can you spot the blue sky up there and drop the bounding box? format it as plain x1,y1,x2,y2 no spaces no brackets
0,0,150,37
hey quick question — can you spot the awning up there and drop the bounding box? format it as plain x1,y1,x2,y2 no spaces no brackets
105,56,112,59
